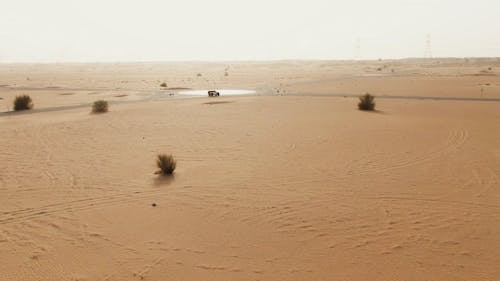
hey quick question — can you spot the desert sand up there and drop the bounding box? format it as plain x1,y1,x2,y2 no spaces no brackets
1,59,500,280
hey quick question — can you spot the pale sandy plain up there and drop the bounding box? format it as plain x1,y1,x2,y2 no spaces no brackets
1,59,500,280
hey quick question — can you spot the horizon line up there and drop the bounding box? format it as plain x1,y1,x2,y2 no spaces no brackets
1,57,499,65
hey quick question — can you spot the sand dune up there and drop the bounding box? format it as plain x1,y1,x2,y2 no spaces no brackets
1,59,500,280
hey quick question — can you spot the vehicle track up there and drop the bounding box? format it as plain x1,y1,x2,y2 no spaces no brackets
0,188,167,225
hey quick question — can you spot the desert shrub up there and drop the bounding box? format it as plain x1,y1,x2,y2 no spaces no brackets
13,95,33,111
358,93,376,111
156,154,176,175
92,100,108,113
160,82,167,87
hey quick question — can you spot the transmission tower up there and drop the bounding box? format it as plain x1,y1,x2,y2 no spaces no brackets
424,34,433,58
355,38,361,60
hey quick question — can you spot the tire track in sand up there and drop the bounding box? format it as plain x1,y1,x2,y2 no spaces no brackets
245,128,469,189
348,128,469,176
234,128,471,230
0,188,167,225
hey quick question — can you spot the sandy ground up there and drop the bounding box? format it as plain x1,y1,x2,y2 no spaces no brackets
1,59,500,280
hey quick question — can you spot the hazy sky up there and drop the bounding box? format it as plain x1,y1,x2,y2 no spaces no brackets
0,0,499,62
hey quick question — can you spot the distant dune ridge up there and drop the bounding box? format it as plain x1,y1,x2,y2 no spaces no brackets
1,59,500,280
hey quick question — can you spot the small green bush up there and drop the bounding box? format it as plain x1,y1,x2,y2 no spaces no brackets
160,82,167,87
156,154,176,175
13,95,33,111
92,100,108,113
358,93,376,111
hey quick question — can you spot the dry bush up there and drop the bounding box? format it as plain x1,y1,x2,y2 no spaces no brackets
358,93,376,111
156,154,176,175
92,100,108,113
13,95,33,111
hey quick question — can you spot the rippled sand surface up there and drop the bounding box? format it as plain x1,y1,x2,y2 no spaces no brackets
1,59,500,280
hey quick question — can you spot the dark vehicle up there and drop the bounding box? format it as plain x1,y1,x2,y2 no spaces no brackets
208,90,220,97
